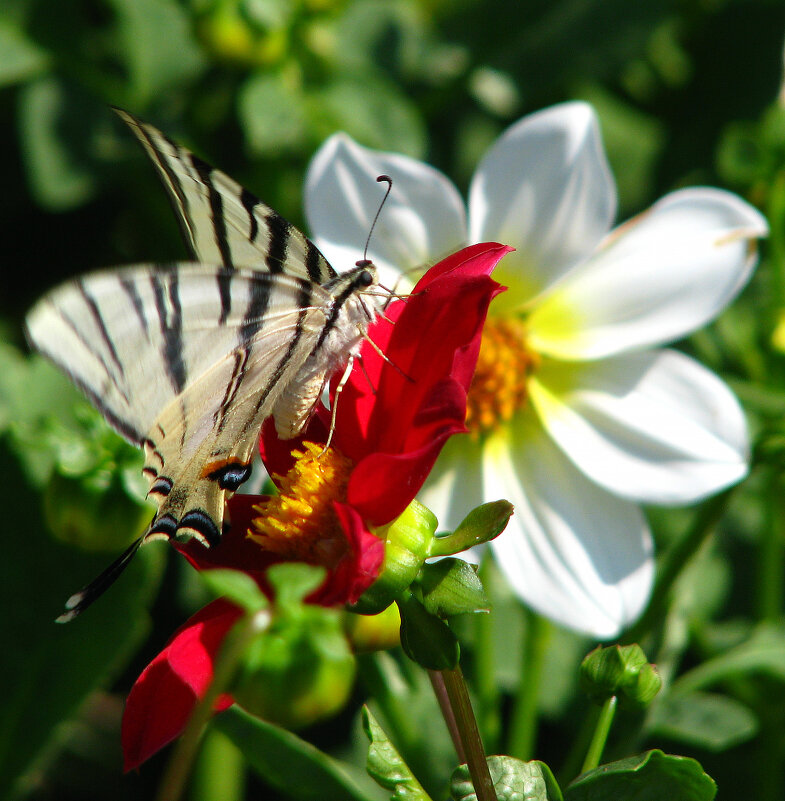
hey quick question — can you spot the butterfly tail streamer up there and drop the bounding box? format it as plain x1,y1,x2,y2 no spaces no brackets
56,534,145,623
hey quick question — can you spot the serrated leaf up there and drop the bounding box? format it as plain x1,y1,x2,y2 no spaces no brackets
451,756,563,801
200,569,269,613
419,559,489,617
565,750,716,801
648,691,758,751
362,706,431,801
216,706,380,801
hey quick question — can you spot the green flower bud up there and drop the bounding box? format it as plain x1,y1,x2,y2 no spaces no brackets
350,500,437,614
580,644,662,710
344,604,401,652
232,606,356,729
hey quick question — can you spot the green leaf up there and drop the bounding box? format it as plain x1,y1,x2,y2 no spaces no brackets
266,562,326,607
451,756,563,801
430,500,514,557
565,750,716,801
309,75,425,158
398,593,459,670
107,0,204,105
672,621,785,694
419,559,489,617
239,70,309,155
0,19,48,87
200,569,269,613
215,705,381,801
362,706,431,801
648,691,758,751
17,76,103,210
0,441,164,799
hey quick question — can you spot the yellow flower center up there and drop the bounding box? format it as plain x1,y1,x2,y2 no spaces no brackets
465,317,539,437
247,441,355,568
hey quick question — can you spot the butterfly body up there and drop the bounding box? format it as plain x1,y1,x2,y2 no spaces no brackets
25,111,384,618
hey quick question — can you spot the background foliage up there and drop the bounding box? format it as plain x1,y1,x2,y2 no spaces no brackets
2,1,785,799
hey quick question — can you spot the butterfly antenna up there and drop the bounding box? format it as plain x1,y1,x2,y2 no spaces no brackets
55,534,144,623
357,175,393,268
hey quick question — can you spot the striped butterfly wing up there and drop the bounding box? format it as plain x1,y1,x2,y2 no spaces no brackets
26,113,384,620
115,108,337,282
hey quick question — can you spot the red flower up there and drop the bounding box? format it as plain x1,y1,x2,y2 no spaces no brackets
122,243,509,770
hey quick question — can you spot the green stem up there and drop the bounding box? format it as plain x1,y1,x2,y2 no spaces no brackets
757,469,785,621
437,666,497,801
188,728,245,801
155,609,270,801
474,560,501,752
507,611,550,760
624,489,734,643
581,696,617,774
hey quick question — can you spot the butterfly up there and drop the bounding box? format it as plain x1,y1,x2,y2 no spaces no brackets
25,109,386,621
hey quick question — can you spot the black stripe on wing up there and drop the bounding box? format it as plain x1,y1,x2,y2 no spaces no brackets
150,267,187,394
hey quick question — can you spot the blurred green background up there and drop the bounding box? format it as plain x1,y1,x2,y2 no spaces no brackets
2,1,785,800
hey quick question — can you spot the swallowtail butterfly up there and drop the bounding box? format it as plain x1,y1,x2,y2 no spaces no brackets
25,110,386,621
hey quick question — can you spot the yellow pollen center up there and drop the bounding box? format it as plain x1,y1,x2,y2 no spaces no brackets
465,318,539,437
247,441,355,568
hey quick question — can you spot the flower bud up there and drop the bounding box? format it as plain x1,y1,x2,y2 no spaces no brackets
580,644,662,709
232,606,356,729
350,500,437,614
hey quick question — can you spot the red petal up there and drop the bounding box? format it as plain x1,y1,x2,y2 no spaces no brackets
122,600,241,771
308,503,384,606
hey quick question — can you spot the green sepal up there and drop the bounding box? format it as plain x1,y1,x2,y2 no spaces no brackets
397,592,460,670
199,569,269,613
580,644,661,709
419,559,489,617
451,756,563,801
267,562,327,608
351,500,437,615
429,500,513,558
565,750,716,801
362,706,432,801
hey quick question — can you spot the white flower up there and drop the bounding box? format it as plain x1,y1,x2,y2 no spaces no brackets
304,102,768,639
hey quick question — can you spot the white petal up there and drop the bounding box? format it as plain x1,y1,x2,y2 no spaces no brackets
304,133,467,288
468,102,616,310
529,349,749,505
528,188,768,359
485,416,653,639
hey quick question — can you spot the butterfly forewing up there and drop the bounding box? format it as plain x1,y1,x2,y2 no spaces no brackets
115,109,336,282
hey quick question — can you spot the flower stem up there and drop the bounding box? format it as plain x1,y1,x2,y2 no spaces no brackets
758,469,785,621
155,609,270,801
188,728,245,801
433,666,497,801
474,560,501,752
581,695,617,774
507,611,550,760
